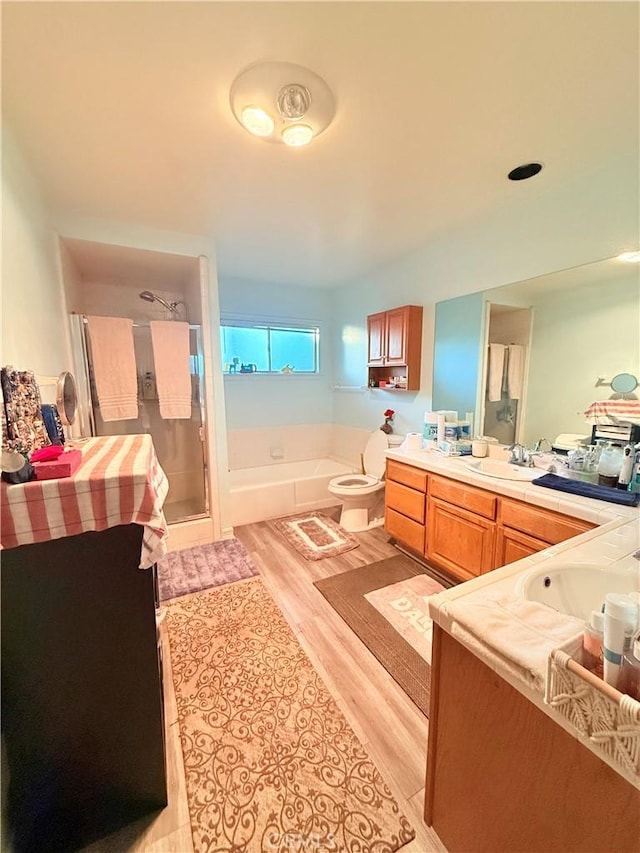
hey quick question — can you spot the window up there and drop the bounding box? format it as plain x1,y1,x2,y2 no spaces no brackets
220,321,319,374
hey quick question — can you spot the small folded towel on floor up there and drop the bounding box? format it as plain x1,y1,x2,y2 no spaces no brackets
487,343,506,402
86,316,138,421
507,344,524,400
532,473,640,506
445,593,585,690
150,321,192,419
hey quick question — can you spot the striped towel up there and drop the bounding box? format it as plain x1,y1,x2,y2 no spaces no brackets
584,399,640,425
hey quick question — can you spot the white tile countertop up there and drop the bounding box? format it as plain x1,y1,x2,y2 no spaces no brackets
385,446,639,525
385,446,640,786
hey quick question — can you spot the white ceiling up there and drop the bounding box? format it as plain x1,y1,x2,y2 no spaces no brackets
2,2,639,287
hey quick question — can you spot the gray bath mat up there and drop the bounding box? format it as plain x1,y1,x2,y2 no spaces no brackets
157,539,260,602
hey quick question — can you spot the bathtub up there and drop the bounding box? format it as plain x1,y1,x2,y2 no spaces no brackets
229,457,355,527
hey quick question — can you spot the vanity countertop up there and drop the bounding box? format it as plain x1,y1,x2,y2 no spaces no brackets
385,446,640,786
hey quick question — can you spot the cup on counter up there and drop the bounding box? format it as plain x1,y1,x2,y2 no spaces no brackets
471,439,489,458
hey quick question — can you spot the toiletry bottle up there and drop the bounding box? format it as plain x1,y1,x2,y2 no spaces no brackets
603,593,638,689
582,609,604,679
618,634,640,700
617,443,635,490
629,442,640,494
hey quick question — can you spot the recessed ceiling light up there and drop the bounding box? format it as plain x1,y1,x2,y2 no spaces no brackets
282,124,313,147
240,106,274,137
616,251,640,263
508,163,543,181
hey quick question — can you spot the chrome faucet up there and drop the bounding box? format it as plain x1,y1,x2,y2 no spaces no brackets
508,443,539,467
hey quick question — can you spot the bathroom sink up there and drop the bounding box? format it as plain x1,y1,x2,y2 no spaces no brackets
516,562,639,620
465,458,539,481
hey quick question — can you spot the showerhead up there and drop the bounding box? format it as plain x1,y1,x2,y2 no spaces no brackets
138,290,179,314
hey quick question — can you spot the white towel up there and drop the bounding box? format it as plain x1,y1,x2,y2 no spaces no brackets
86,316,138,421
149,321,192,419
487,343,506,402
507,345,525,400
445,593,585,690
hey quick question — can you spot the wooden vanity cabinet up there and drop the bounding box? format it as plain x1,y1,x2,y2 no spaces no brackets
385,465,596,582
384,459,428,555
426,475,497,581
367,305,423,390
494,498,595,567
425,625,640,852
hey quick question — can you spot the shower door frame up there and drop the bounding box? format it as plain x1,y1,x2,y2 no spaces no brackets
69,313,210,524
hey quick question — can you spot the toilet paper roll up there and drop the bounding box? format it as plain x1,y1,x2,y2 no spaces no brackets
406,432,423,451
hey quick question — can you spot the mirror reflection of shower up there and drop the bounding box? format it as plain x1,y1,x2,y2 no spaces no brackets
138,290,187,320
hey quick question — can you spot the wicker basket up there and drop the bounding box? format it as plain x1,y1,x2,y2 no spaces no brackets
546,638,640,786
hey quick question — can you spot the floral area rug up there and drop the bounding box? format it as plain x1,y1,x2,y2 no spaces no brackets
166,577,415,852
156,538,259,602
273,511,360,561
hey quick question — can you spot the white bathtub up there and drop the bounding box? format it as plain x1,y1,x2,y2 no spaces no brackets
229,457,355,527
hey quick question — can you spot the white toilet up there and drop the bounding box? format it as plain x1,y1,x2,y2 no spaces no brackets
328,431,404,532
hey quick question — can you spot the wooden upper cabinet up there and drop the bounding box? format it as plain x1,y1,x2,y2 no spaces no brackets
385,307,409,365
367,312,387,365
366,305,423,390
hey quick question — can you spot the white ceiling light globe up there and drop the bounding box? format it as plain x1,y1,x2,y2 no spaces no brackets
282,124,313,147
241,106,274,137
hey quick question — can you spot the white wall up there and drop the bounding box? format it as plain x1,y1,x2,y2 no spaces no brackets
218,277,334,432
524,274,640,446
1,129,70,376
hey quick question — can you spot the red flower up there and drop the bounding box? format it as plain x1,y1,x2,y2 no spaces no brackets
384,409,395,419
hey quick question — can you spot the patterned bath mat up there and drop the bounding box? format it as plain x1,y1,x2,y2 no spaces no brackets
157,538,259,602
314,555,452,715
166,577,415,852
273,511,360,560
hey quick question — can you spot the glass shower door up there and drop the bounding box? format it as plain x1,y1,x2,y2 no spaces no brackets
75,316,209,524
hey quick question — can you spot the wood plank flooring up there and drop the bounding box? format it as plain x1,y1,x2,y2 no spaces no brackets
83,509,447,852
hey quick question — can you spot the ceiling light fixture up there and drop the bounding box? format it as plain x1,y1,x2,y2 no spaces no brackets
616,251,640,263
230,61,335,147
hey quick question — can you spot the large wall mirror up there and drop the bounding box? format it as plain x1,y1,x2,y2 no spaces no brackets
432,255,640,448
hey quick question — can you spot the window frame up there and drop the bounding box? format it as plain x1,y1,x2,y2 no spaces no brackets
220,315,321,376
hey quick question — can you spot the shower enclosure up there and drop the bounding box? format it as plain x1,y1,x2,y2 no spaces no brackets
69,314,208,524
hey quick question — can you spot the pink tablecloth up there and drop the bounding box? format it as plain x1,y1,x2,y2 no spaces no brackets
1,434,169,568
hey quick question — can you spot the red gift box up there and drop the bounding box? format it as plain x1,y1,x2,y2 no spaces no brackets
33,449,82,480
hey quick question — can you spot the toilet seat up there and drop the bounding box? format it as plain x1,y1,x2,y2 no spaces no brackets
328,473,383,497
328,431,389,496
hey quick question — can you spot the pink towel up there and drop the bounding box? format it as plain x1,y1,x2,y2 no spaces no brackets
86,316,138,421
149,321,192,419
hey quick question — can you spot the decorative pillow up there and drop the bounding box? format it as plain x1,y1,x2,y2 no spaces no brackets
1,366,51,457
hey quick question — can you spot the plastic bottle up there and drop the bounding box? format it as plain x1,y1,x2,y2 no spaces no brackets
582,610,604,679
629,442,640,494
618,635,640,699
603,593,638,689
617,443,635,490
596,442,624,488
